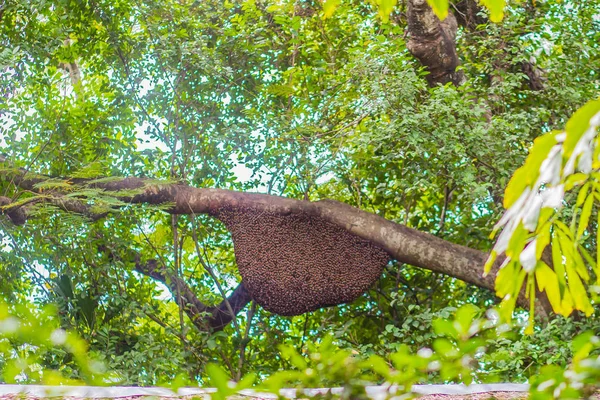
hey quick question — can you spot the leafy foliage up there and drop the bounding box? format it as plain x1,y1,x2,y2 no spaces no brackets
0,299,109,385
0,0,599,396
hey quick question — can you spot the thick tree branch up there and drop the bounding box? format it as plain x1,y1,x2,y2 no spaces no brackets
406,0,464,86
1,155,547,315
2,164,501,297
406,1,544,91
134,258,251,331
0,196,27,225
452,0,486,30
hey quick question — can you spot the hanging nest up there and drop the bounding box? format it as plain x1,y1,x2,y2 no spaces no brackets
216,206,390,316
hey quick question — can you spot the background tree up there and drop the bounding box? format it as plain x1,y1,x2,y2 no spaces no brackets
0,0,598,385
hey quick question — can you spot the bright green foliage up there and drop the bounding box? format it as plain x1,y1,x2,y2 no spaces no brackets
426,0,450,19
530,332,600,399
489,98,600,326
207,364,256,400
0,300,110,385
0,0,599,391
425,0,506,21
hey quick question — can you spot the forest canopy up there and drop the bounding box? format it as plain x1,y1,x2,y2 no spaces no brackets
0,0,599,396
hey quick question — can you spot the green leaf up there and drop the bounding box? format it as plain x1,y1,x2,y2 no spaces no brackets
535,261,572,316
322,0,341,18
565,263,593,316
564,98,600,161
565,173,588,191
432,318,457,339
536,223,551,260
575,182,590,207
236,372,256,391
278,345,308,370
454,304,479,335
484,251,497,275
375,0,397,22
572,331,596,362
480,0,506,22
426,0,448,20
506,222,528,259
433,338,458,358
503,131,560,208
206,364,232,400
495,260,518,298
576,192,594,239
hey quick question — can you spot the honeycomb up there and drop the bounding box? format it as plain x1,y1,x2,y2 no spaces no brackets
216,206,390,316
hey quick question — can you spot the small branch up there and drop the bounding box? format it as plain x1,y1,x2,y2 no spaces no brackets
134,257,251,331
190,217,241,334
235,301,256,381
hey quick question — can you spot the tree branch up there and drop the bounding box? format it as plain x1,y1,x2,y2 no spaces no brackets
406,0,464,86
134,257,251,332
1,160,503,299
1,154,548,314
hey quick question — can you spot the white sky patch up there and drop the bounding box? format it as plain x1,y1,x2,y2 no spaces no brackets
135,121,169,152
315,171,335,185
154,282,171,301
228,153,269,192
221,93,231,105
230,160,253,183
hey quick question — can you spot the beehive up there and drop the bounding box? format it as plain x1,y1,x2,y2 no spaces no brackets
216,206,390,316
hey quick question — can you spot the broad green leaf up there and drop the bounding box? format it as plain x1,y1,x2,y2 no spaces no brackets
537,208,554,231
576,192,594,239
454,304,479,335
575,182,590,207
535,261,572,316
565,173,588,191
565,263,594,316
433,338,458,357
551,232,568,299
426,0,449,20
506,222,528,259
375,0,397,22
495,260,518,297
278,345,308,369
572,331,596,362
322,0,341,18
504,131,559,208
484,251,497,275
206,364,231,398
554,220,573,239
503,167,529,209
432,318,457,339
480,0,506,22
564,98,600,161
577,244,597,273
571,244,590,282
237,372,256,390
536,223,551,259
525,275,535,335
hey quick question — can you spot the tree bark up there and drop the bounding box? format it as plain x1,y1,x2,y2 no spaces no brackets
406,0,465,86
135,258,252,331
405,0,544,91
3,169,500,295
